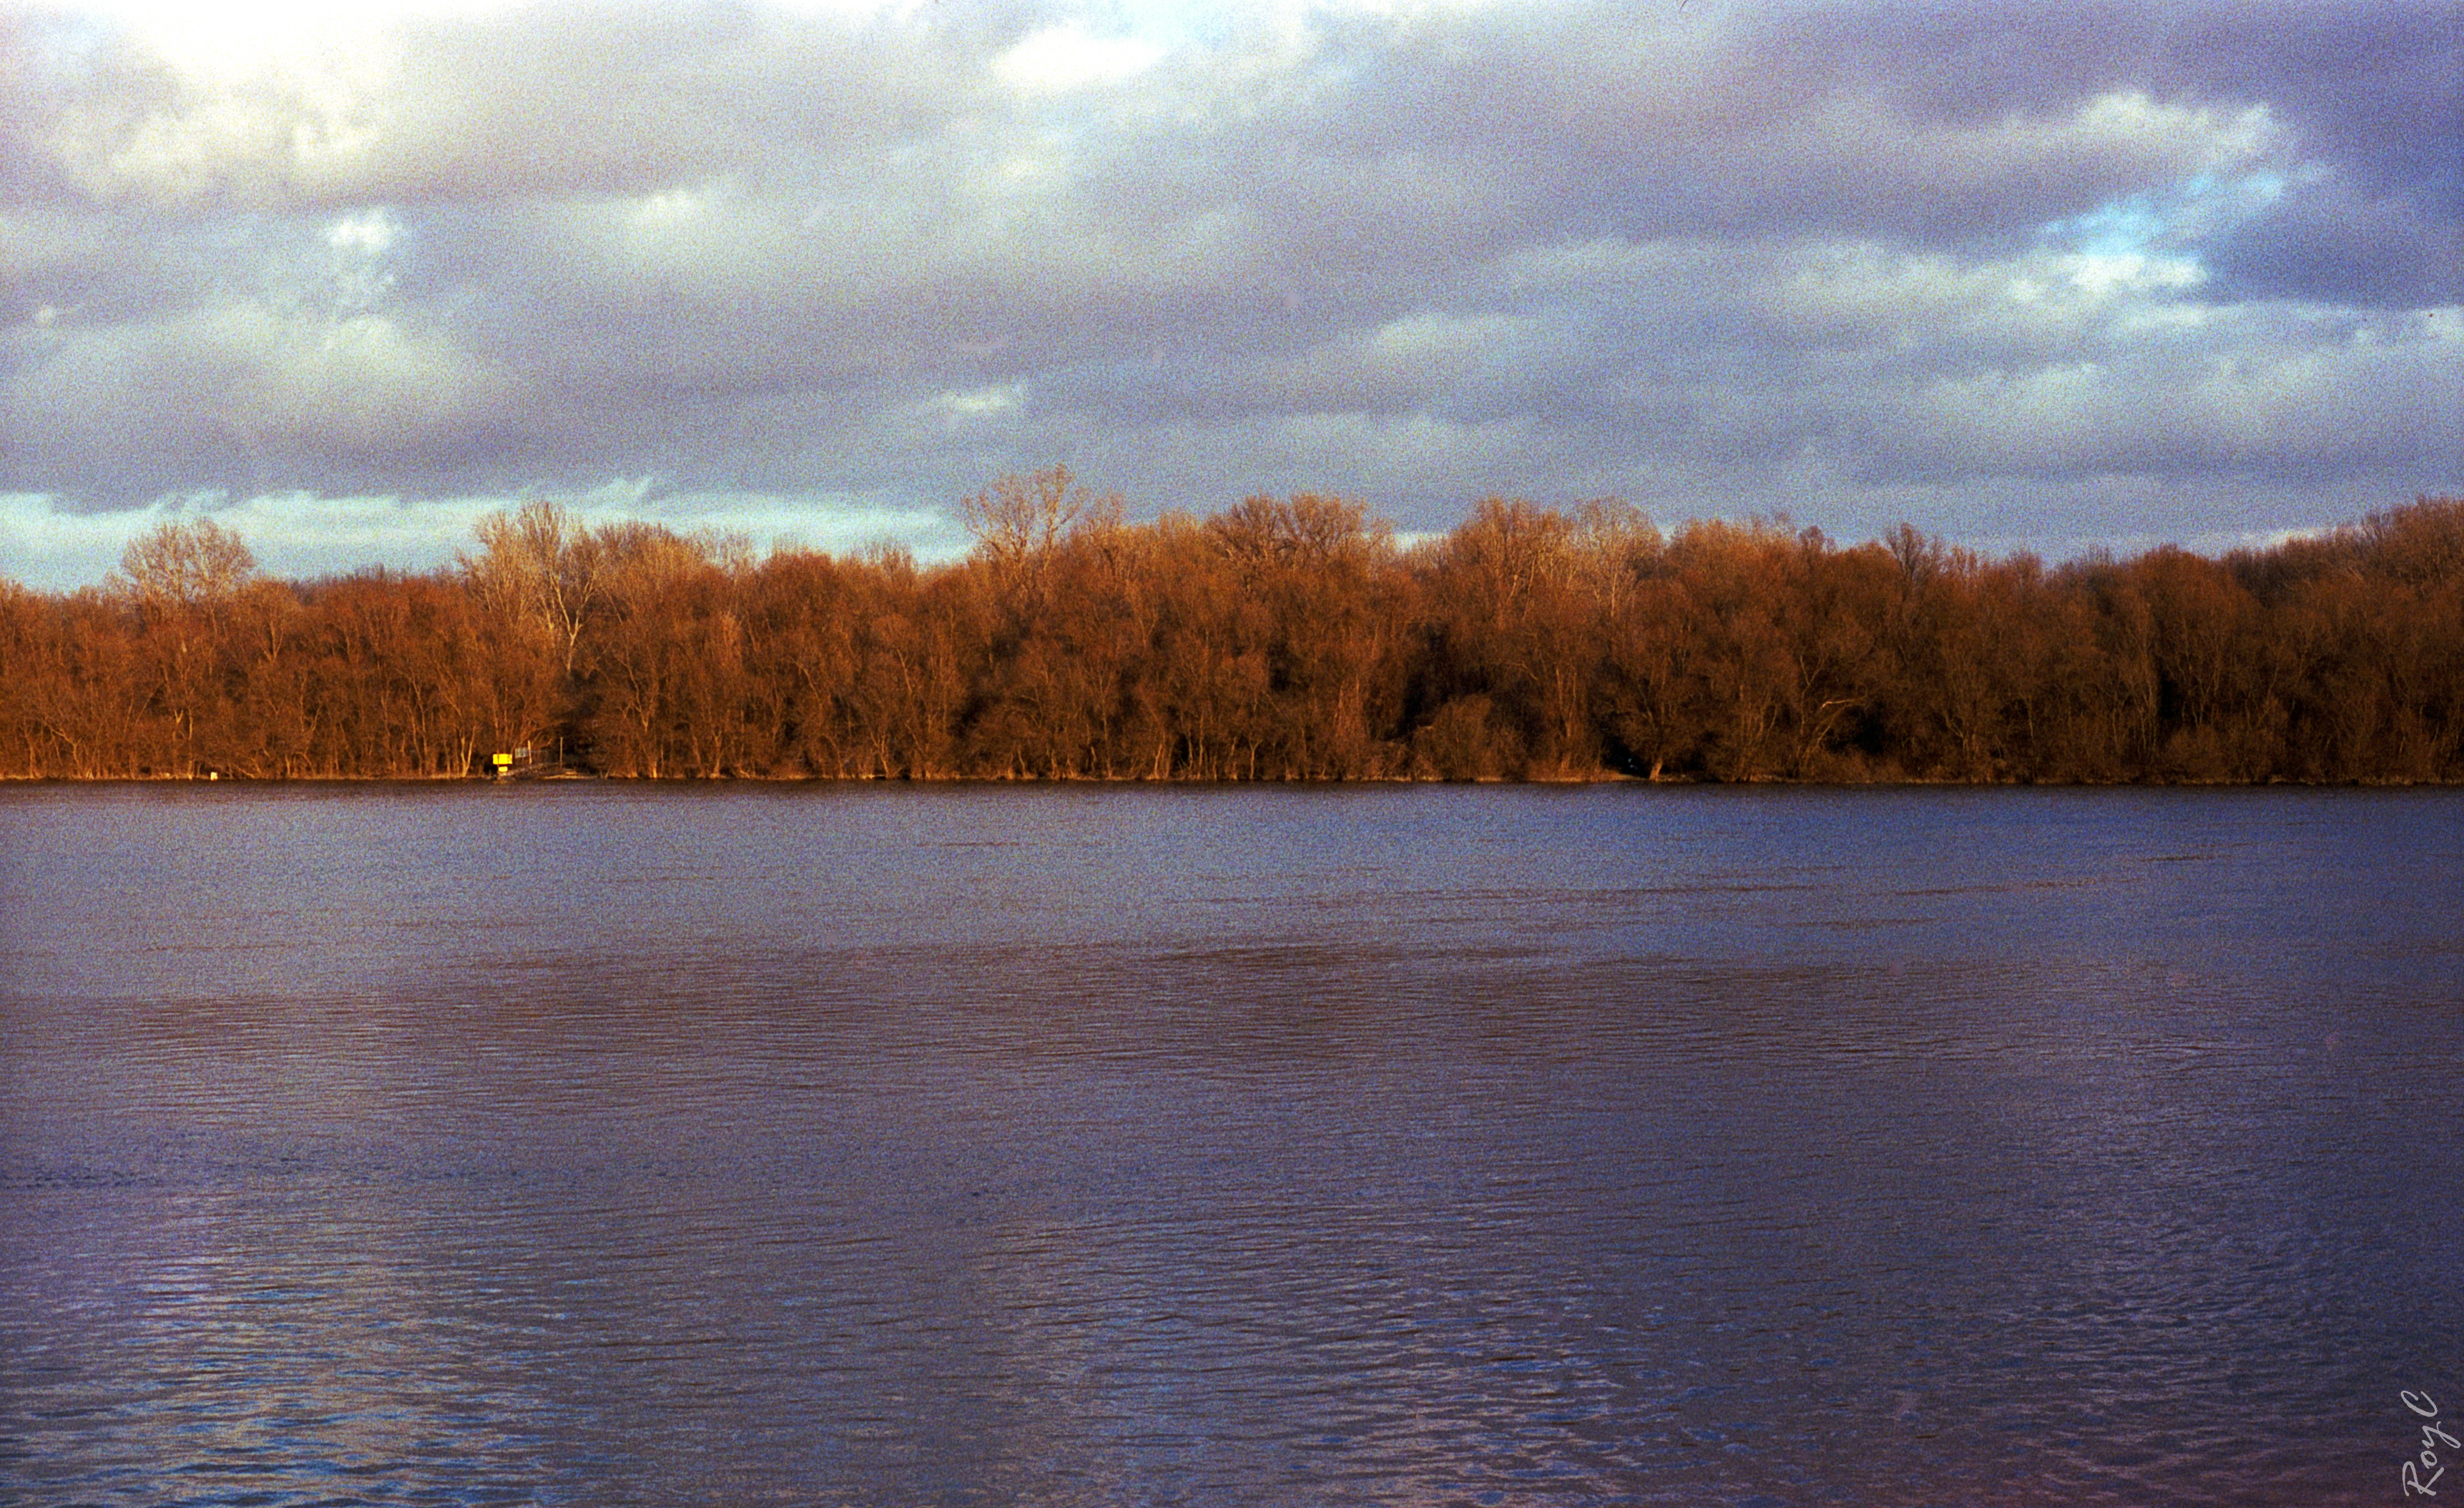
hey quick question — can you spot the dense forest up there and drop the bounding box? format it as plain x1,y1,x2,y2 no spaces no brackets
4,474,2460,783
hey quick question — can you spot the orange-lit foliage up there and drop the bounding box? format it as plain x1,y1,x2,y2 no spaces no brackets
4,494,2458,783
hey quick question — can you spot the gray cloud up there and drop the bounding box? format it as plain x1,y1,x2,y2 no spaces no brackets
2,0,2458,588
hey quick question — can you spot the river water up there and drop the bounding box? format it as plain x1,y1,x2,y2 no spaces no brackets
1,784,2458,1506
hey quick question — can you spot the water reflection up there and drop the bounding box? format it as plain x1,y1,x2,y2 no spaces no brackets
2,785,2458,1504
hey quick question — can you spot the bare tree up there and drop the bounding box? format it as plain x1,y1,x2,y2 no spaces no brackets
961,466,1123,579
116,517,257,615
110,518,259,776
461,499,606,673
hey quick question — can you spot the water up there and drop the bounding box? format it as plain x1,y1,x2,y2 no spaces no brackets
1,784,2458,1506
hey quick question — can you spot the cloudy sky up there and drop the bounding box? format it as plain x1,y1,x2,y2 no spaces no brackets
4,0,2458,587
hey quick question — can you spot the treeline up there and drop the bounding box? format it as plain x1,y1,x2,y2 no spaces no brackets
4,473,2460,783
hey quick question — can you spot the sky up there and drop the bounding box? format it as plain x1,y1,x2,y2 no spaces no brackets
3,0,2460,589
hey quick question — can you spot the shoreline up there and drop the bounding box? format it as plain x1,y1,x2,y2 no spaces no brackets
6,772,2458,789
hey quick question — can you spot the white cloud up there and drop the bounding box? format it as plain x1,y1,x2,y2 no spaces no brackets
1752,241,2210,354
6,297,519,479
1879,302,2464,479
910,383,1028,440
994,26,1167,93
4,0,2455,564
325,206,398,257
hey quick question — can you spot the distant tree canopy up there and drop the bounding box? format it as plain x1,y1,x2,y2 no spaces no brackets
3,491,2459,783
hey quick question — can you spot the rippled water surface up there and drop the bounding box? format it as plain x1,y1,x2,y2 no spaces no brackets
3,784,2459,1506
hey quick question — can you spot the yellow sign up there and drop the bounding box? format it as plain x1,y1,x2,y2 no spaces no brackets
492,753,514,768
